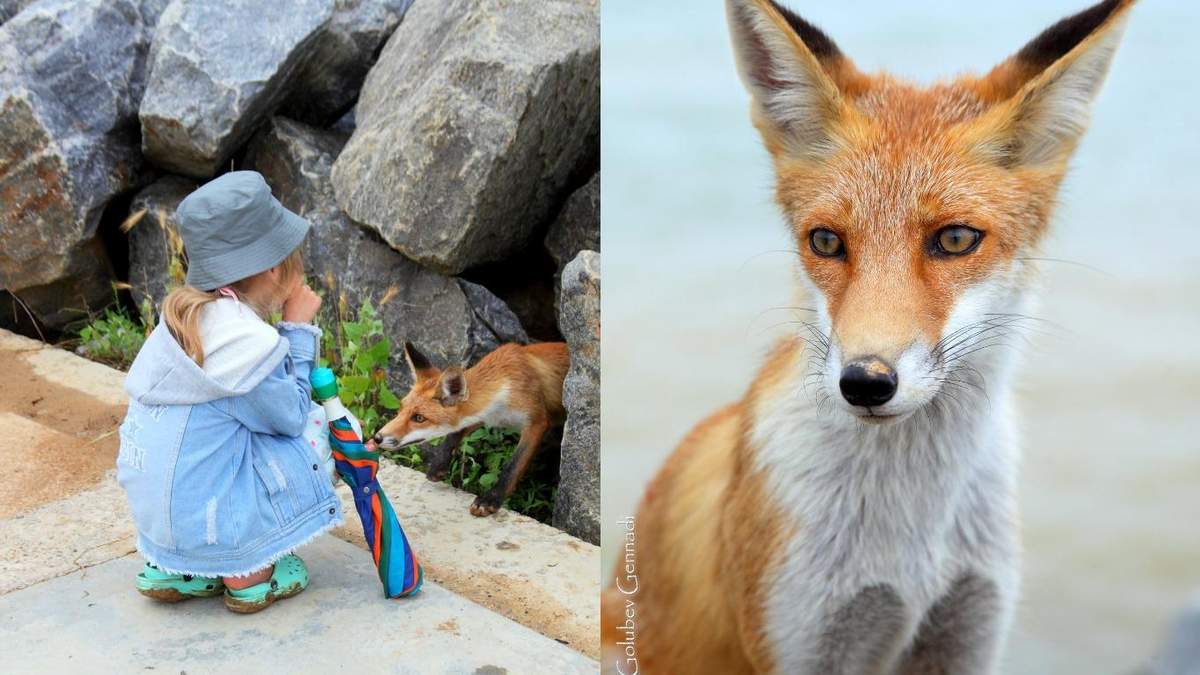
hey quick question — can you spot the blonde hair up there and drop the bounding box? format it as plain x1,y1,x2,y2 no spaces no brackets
162,248,305,366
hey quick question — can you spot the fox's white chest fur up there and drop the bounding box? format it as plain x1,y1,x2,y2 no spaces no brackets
748,353,1021,673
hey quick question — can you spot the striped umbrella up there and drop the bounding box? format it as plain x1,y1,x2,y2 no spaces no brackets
328,416,423,598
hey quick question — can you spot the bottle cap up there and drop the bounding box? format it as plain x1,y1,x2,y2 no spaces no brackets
310,367,338,401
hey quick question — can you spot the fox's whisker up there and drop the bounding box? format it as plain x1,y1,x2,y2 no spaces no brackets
738,248,806,271
935,317,1026,358
1014,256,1109,276
935,321,1024,364
943,338,1016,366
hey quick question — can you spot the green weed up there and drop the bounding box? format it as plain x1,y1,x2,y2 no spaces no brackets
75,300,148,370
317,298,401,437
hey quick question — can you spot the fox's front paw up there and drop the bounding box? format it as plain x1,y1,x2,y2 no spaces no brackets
469,493,501,517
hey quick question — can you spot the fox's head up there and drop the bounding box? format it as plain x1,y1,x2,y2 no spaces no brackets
727,0,1134,422
372,342,469,450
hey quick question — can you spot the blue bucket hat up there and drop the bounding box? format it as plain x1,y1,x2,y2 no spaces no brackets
176,171,310,291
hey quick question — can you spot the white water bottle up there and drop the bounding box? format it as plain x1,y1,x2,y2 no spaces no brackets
308,367,363,482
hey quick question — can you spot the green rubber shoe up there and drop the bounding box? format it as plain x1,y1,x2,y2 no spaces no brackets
223,554,309,614
136,563,225,602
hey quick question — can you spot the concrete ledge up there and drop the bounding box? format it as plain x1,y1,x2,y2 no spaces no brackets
0,329,127,407
0,471,136,595
0,411,109,518
0,536,597,674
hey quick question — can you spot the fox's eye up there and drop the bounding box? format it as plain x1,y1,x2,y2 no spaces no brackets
809,228,844,258
933,225,983,256
411,413,426,423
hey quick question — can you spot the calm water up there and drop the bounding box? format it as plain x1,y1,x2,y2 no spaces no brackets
600,1,1200,673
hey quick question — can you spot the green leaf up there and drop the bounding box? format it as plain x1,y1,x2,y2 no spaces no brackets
340,374,371,396
366,337,390,363
351,350,373,374
478,473,498,490
362,409,379,434
486,453,504,472
343,322,367,342
378,383,401,410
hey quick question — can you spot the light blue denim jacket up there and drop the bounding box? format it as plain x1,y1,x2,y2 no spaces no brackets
117,312,342,577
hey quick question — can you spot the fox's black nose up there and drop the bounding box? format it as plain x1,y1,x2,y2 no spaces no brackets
371,433,383,444
839,357,898,407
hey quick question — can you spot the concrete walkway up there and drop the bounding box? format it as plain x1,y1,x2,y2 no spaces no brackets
0,329,598,673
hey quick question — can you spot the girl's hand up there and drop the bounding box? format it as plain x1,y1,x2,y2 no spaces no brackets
282,283,322,323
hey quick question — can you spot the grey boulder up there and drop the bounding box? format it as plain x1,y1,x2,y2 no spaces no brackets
138,0,170,27
545,172,600,305
0,0,33,25
552,250,600,544
331,0,601,275
125,175,198,314
0,0,153,331
545,173,600,271
139,0,334,178
246,116,527,395
280,0,413,126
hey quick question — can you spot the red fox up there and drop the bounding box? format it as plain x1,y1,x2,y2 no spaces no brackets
602,1,1135,673
373,341,569,517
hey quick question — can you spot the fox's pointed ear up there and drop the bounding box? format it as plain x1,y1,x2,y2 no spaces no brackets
725,0,863,159
403,342,438,383
974,0,1135,167
436,366,468,406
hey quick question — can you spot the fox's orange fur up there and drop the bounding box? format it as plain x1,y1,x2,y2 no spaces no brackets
604,1,1135,673
376,342,568,516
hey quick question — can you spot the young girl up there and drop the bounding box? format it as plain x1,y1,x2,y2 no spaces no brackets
117,170,342,613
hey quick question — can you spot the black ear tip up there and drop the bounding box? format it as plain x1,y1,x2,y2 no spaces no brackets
1017,0,1125,68
768,0,841,59
730,0,842,61
404,341,432,370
